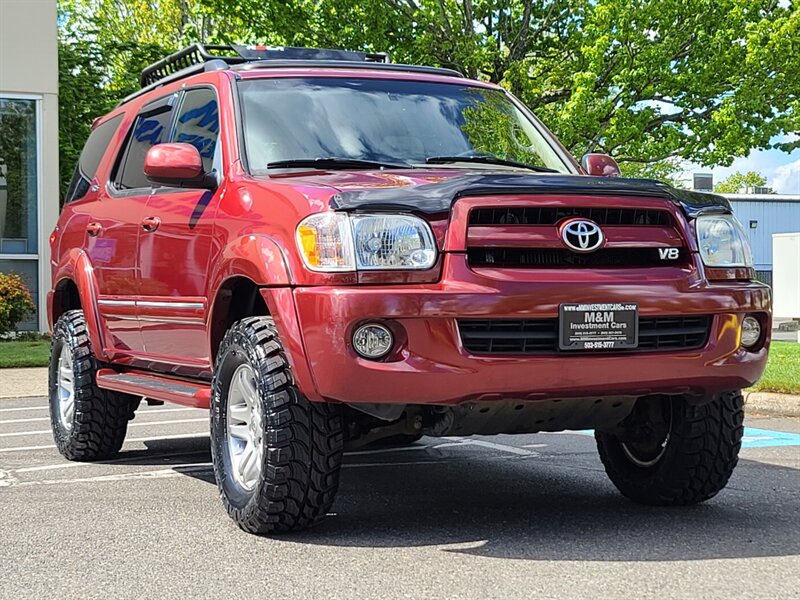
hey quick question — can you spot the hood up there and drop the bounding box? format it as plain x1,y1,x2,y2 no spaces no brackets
260,169,731,218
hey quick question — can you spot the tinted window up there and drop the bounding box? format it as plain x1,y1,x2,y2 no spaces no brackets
173,88,220,173
116,99,175,190
238,78,568,173
65,114,123,203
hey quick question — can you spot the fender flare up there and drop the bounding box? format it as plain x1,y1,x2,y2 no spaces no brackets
207,234,293,293
51,249,107,359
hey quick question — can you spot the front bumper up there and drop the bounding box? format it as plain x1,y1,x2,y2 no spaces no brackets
287,255,771,405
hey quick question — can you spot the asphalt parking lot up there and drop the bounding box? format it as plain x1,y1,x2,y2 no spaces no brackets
0,396,798,599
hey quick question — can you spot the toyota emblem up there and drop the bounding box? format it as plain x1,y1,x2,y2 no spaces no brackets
560,218,604,253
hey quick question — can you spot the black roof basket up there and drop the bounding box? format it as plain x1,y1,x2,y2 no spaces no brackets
140,43,391,87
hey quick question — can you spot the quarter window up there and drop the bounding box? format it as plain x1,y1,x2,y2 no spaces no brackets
65,114,123,203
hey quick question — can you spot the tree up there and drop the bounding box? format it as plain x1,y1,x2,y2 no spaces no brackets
57,36,115,201
58,0,800,185
714,171,769,194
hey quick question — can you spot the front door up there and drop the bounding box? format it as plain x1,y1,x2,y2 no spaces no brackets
137,87,221,370
90,96,177,356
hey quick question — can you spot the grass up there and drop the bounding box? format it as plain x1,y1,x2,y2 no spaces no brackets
751,341,800,395
0,339,51,368
0,337,797,394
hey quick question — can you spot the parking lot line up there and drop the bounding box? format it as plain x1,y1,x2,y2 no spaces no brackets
14,449,211,473
15,463,214,486
442,436,538,456
0,431,210,453
0,417,209,438
0,405,202,414
0,407,203,425
344,445,431,456
10,457,466,488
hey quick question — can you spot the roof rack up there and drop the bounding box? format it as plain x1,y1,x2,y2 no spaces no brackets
140,43,390,87
117,43,462,107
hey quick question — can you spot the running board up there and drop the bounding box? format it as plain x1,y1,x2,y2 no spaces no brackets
96,369,211,409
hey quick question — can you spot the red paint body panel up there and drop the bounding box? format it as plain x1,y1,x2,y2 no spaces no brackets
49,67,771,414
291,254,770,404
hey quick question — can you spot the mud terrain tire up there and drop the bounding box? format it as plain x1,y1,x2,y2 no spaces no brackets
49,310,138,460
596,393,744,505
211,317,343,534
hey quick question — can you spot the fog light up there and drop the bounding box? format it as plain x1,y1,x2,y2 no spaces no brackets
352,323,393,359
741,315,762,348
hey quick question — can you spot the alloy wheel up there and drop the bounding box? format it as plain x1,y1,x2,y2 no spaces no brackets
226,364,264,490
56,344,75,431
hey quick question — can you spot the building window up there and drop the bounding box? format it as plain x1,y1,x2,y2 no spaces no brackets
0,96,39,331
0,98,38,255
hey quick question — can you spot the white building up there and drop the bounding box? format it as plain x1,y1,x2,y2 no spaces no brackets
721,193,800,286
0,0,59,331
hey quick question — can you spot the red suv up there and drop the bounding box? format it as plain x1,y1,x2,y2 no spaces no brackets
49,44,770,534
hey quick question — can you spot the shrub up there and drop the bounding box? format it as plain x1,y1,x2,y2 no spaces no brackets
0,273,36,335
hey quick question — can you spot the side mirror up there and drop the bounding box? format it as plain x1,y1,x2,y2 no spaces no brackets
581,153,621,178
144,143,216,189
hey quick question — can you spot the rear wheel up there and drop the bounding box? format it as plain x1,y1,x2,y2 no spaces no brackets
211,317,343,534
595,393,744,505
48,310,138,461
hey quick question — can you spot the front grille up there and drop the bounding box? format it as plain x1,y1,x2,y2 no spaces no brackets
458,315,712,354
469,207,673,227
468,247,688,268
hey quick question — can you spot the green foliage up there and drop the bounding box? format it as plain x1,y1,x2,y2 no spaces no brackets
714,171,769,194
619,159,687,188
57,37,115,201
0,339,51,368
57,0,800,182
750,342,800,395
0,273,36,335
459,90,547,167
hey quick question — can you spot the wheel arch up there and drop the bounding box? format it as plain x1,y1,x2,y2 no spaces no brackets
50,249,106,358
207,234,294,359
208,275,270,364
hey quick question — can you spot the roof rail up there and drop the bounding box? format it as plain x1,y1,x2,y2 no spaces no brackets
140,43,391,88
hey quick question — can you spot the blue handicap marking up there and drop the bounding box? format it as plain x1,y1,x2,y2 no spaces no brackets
573,428,800,448
740,428,800,448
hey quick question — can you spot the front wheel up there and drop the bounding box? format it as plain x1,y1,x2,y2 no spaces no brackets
210,317,343,534
595,393,744,505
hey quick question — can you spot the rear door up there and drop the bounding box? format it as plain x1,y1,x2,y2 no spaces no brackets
91,93,178,356
138,86,221,370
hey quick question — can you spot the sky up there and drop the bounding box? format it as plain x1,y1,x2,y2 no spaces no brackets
680,135,800,194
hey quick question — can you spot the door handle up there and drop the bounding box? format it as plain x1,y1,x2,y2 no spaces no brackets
141,216,161,232
86,222,102,237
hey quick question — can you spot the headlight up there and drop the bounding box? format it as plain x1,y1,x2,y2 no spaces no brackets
296,212,437,272
695,214,753,268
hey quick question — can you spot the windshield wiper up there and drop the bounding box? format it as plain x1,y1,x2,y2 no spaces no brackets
424,155,559,173
267,157,413,170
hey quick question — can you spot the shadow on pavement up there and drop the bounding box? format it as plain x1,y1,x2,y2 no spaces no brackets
141,437,800,562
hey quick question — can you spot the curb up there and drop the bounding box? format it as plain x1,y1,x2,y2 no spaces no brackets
744,391,800,418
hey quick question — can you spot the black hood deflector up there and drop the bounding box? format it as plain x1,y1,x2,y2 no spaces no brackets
330,173,730,218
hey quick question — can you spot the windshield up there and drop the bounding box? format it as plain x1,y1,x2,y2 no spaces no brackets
238,77,572,173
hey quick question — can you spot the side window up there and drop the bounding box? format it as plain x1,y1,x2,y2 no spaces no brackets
64,114,123,203
115,96,176,190
172,88,220,173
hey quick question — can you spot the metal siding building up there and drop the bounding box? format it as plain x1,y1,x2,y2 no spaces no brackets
722,194,800,282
